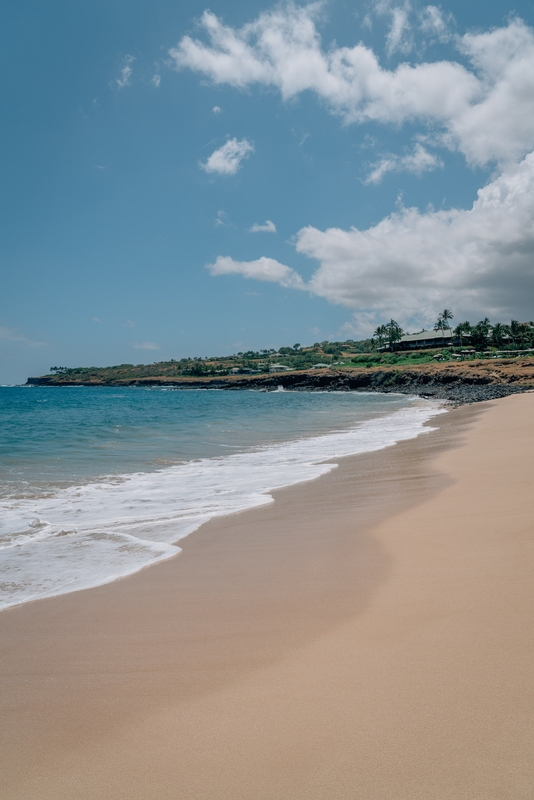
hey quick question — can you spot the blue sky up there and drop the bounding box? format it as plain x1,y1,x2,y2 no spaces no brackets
2,0,534,383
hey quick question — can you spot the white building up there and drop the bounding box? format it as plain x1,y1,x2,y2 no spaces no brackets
269,364,292,373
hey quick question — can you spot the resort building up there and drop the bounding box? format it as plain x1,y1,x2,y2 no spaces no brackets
269,364,292,372
397,329,455,350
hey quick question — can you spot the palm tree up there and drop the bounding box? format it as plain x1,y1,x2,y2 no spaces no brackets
454,321,471,348
471,318,491,349
439,309,454,330
373,325,387,349
435,309,454,337
385,319,404,351
510,320,524,349
524,324,534,349
491,322,508,348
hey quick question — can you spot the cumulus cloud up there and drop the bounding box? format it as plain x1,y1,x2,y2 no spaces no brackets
207,255,305,289
115,55,135,89
177,5,534,322
207,153,534,321
250,219,277,233
365,143,443,183
133,341,160,350
302,152,534,317
200,138,254,175
171,7,534,165
213,105,222,113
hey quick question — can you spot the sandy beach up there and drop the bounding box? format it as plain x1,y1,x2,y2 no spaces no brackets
1,393,534,799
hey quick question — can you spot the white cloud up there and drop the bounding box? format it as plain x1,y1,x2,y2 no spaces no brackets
215,209,229,226
450,22,534,164
171,7,534,166
365,143,443,183
0,326,47,346
298,151,534,318
179,5,534,323
133,341,160,350
207,152,534,322
339,312,388,339
152,74,161,88
200,138,254,175
387,6,412,55
364,157,397,184
207,255,305,289
376,2,413,57
213,105,222,113
116,55,135,89
419,5,452,42
250,219,277,233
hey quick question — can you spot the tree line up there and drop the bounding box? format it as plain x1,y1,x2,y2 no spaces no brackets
373,310,534,351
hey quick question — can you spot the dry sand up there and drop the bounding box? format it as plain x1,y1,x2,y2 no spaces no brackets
1,394,533,799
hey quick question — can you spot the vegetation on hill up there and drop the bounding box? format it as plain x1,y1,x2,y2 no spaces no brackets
47,339,376,382
40,313,534,385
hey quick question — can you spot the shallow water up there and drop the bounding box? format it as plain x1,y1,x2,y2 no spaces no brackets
0,387,445,609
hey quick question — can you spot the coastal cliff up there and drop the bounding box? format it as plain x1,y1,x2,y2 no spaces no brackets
27,359,534,404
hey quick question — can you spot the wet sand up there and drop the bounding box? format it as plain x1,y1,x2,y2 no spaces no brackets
1,395,533,798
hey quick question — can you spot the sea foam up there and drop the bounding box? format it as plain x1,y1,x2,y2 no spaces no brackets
0,400,445,609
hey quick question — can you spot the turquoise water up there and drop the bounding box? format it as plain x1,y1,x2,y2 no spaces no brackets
0,386,419,491
0,386,445,609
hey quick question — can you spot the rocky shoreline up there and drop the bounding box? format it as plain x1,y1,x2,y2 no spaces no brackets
26,361,534,406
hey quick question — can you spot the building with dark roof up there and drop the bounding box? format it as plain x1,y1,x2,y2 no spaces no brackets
398,329,455,350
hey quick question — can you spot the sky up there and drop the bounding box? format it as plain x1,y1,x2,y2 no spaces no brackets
2,0,534,384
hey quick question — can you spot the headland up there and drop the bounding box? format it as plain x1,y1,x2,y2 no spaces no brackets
27,358,534,405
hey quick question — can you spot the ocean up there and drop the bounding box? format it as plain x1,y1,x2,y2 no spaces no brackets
0,386,445,610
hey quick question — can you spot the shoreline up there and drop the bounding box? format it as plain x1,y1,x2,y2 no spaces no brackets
1,395,442,612
24,359,534,405
1,395,534,798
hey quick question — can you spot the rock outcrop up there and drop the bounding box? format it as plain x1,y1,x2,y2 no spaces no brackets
26,359,534,405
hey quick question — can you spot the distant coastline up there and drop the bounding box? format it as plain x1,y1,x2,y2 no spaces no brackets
26,358,534,405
